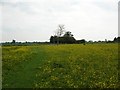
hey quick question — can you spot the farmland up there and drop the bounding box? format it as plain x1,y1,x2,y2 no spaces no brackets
2,43,119,88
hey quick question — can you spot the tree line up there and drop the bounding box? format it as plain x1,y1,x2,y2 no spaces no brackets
50,24,85,44
50,31,77,44
49,24,119,44
1,36,119,46
1,24,120,46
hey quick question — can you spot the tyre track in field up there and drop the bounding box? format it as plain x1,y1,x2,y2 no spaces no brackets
3,46,47,88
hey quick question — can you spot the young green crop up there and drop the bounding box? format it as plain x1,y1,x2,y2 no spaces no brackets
34,44,118,88
2,46,33,87
2,44,119,88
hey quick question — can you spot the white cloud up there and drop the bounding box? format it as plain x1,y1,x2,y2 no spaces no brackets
1,0,119,42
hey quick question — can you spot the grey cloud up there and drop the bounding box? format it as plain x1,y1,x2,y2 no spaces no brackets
1,0,118,42
0,0,36,14
93,1,117,12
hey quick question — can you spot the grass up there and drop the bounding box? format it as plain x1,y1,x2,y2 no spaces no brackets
2,44,119,88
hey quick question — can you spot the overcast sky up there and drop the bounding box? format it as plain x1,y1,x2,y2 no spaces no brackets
0,0,119,42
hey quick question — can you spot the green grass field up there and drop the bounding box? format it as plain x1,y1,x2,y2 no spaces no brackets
2,44,119,88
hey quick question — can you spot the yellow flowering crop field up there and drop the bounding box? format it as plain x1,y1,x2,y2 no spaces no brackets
2,44,119,88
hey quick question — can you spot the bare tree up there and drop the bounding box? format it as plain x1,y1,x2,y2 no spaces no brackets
55,24,65,44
